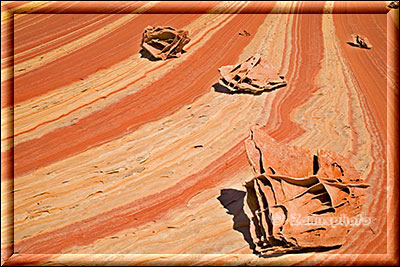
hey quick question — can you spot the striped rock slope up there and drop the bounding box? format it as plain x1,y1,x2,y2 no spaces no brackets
1,1,398,266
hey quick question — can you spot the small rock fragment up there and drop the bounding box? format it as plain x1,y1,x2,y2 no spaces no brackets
132,166,146,174
239,30,251,36
141,26,191,60
349,34,372,49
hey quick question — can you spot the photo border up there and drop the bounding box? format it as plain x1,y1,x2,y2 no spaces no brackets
1,1,398,266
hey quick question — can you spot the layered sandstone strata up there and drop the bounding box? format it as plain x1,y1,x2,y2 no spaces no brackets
243,127,369,254
218,54,287,94
140,26,191,60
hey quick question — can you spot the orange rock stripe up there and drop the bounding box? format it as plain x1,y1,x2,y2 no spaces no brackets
295,1,390,262
13,15,124,65
12,15,202,106
11,10,272,178
332,3,387,133
1,12,203,179
5,12,236,143
1,2,151,109
10,2,156,65
14,139,248,255
265,2,325,142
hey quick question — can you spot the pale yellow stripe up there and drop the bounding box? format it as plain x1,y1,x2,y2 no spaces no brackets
0,2,240,149
9,2,159,79
1,12,239,149
1,2,158,82
291,9,373,176
12,10,281,243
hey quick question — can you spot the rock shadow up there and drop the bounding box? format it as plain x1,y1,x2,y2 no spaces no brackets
217,189,257,253
139,48,188,62
258,245,342,258
217,188,342,258
346,42,371,49
139,48,161,61
212,83,286,96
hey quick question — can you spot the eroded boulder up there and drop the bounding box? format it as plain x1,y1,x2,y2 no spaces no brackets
141,26,190,60
218,55,287,94
243,127,369,255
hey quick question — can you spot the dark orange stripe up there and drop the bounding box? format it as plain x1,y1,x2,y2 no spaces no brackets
7,11,235,141
12,14,203,105
11,3,153,63
13,15,122,64
14,138,248,254
333,4,387,133
266,2,326,142
12,8,272,178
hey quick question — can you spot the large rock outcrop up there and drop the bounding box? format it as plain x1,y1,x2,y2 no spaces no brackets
243,127,369,254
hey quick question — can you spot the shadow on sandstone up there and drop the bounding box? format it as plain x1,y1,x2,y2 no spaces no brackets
217,189,257,253
212,83,286,96
346,41,371,49
217,188,342,258
139,48,161,61
139,48,188,62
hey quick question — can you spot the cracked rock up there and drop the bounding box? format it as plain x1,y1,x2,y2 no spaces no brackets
141,26,190,60
218,54,287,94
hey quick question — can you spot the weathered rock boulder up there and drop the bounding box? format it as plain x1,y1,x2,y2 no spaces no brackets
141,26,190,60
218,55,287,94
243,127,369,254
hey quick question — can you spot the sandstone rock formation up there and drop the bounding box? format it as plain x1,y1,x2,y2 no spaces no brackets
243,127,369,255
349,34,372,49
218,54,287,94
141,26,190,60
